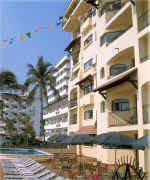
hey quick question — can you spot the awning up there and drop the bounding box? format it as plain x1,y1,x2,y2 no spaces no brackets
69,126,97,135
94,67,137,93
75,74,93,86
64,36,81,51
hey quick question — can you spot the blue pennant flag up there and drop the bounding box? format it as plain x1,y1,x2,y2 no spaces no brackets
57,16,63,26
90,9,96,16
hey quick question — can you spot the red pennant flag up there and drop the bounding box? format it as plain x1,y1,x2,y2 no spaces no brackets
34,29,40,33
40,26,48,29
48,24,54,29
3,40,8,44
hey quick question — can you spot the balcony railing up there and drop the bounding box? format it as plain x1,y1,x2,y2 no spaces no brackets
138,10,150,31
69,99,77,108
70,119,77,125
109,107,137,127
140,54,150,63
101,25,132,46
63,0,80,26
143,104,150,124
108,63,134,79
104,0,128,23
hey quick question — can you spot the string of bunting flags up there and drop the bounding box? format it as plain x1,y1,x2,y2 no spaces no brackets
1,24,54,47
1,0,135,48
1,8,96,48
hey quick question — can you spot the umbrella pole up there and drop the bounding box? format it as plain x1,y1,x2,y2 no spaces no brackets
115,149,117,165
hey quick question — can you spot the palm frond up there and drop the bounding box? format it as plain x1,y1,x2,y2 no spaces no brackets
23,77,38,93
46,74,60,98
37,56,52,77
27,64,40,78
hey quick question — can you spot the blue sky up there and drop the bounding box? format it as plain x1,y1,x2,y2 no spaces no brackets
0,0,71,83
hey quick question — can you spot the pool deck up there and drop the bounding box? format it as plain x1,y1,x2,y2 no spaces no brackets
0,149,54,179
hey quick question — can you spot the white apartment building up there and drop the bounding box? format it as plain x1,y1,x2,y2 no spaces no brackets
0,92,41,143
43,56,70,140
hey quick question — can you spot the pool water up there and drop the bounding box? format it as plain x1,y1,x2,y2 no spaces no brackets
0,148,44,155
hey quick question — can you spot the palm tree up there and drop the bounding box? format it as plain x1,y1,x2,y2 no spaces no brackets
24,56,59,142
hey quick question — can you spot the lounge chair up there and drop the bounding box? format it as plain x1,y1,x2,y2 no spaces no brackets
35,169,51,178
54,176,65,180
4,174,24,179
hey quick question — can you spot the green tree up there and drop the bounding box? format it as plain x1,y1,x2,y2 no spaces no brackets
3,117,17,138
0,70,22,93
24,56,58,142
20,114,35,145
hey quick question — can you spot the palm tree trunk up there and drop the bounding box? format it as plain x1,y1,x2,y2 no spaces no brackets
40,88,45,142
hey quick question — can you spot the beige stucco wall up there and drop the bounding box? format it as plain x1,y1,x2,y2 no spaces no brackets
65,0,150,172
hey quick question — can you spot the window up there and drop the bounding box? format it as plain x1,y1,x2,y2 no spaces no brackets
84,34,93,47
101,101,105,113
110,64,127,76
84,58,93,70
84,110,93,120
112,99,130,111
84,83,93,95
100,67,105,79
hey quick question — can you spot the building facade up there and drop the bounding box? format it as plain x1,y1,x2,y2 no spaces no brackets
0,92,41,143
63,0,150,172
43,56,70,140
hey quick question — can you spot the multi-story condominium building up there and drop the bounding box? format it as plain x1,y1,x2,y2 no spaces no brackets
62,0,150,172
43,56,70,140
0,92,41,142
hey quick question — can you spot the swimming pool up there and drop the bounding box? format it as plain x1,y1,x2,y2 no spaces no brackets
0,148,45,155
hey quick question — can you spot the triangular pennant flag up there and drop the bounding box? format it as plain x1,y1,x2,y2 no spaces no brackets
56,22,61,26
90,9,96,16
57,16,64,26
63,16,68,22
40,26,48,29
59,16,63,20
109,3,113,10
34,29,40,33
48,24,54,30
19,35,24,40
3,40,8,44
25,32,31,38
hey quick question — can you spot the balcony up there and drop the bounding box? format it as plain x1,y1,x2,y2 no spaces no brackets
0,121,6,127
70,118,77,125
80,93,94,107
63,0,91,32
102,0,128,23
101,26,132,46
143,104,150,124
108,107,137,127
108,63,135,79
140,54,150,63
65,0,80,20
138,10,150,32
69,99,77,108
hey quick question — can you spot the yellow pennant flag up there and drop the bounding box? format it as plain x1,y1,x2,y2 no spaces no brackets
63,16,68,22
19,35,24,40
